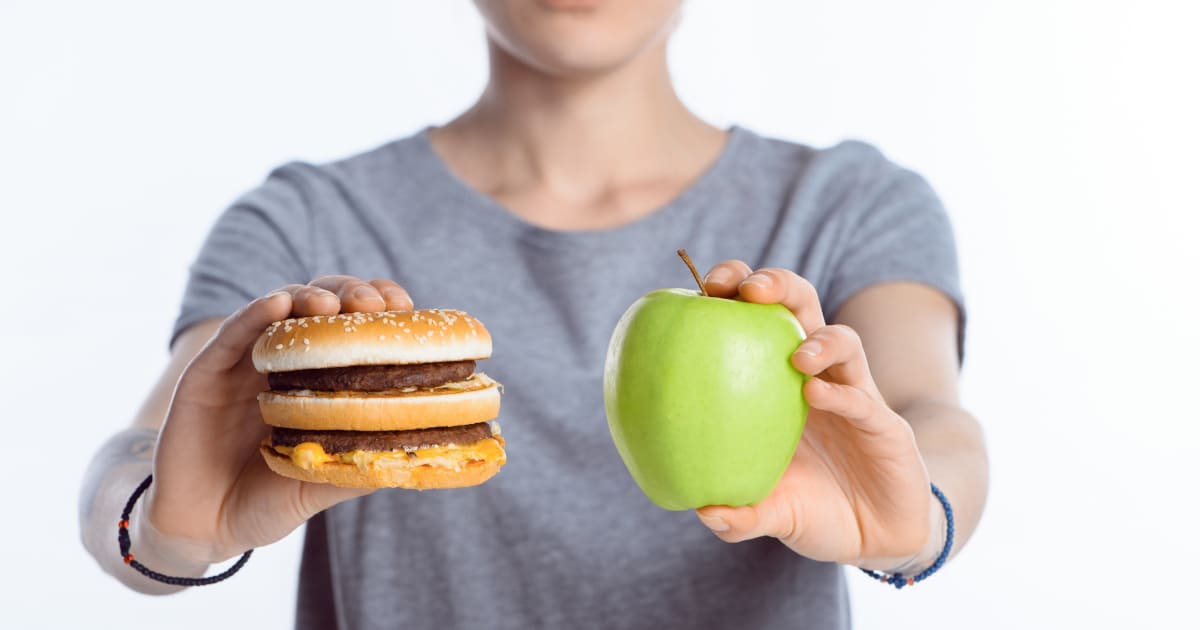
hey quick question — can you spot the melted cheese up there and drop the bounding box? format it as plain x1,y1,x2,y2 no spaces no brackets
273,436,505,472
290,442,334,469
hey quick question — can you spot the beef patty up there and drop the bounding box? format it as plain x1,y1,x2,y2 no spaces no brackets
267,360,476,392
270,422,494,453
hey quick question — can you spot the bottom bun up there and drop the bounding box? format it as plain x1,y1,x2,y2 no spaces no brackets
260,439,505,489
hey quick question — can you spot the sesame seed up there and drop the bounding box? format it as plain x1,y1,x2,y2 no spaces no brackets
275,344,284,350
303,338,310,345
427,331,434,337
379,335,386,341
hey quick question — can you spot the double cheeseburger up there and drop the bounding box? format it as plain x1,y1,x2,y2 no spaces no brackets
251,309,505,489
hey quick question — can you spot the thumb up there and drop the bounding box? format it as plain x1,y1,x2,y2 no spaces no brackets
696,502,797,544
194,291,294,373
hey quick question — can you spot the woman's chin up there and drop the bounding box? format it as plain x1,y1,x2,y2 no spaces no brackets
477,0,681,78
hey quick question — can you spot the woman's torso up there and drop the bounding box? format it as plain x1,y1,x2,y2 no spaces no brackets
177,126,960,629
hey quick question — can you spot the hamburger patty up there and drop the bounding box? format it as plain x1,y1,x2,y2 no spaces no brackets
270,422,494,453
267,360,476,392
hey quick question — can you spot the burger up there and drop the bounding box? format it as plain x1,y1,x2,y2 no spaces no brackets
251,308,505,489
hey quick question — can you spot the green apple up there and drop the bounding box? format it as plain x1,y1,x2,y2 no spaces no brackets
604,288,808,510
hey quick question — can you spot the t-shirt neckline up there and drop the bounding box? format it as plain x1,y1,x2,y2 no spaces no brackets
412,125,750,249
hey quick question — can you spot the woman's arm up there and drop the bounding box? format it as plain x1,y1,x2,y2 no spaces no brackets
834,281,988,566
78,277,412,594
78,320,223,594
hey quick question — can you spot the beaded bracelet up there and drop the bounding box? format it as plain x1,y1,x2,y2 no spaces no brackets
117,474,253,586
860,483,955,589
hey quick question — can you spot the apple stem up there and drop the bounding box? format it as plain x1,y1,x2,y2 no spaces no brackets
677,249,709,297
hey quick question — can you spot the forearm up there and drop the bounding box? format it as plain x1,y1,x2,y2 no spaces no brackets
79,428,211,595
899,399,989,564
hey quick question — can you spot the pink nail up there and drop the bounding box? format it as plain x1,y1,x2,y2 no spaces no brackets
796,340,822,357
698,514,730,532
741,274,774,291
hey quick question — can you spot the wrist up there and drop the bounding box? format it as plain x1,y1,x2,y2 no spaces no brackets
856,489,945,573
133,492,217,575
117,475,255,591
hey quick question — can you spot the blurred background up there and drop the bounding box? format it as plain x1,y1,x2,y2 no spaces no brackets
2,1,1197,627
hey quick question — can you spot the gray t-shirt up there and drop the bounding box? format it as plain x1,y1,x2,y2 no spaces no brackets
175,126,963,630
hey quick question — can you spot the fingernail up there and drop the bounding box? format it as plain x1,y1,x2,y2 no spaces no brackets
384,288,411,304
704,268,733,286
741,273,774,291
698,514,730,532
353,286,383,302
265,290,289,300
796,340,822,357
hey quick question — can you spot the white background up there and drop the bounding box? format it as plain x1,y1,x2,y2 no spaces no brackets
2,1,1198,628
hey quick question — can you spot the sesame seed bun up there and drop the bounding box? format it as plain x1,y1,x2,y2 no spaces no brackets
259,436,506,489
252,309,491,373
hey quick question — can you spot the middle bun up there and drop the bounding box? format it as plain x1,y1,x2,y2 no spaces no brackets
258,380,501,431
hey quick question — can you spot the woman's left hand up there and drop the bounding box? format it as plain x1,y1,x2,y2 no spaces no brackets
694,261,937,570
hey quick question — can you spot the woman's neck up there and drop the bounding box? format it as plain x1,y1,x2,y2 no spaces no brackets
429,38,725,230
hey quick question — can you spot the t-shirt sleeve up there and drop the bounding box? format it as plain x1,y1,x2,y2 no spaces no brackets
821,153,966,360
171,165,314,347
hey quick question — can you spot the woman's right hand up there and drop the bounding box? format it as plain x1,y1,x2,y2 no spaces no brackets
142,276,413,565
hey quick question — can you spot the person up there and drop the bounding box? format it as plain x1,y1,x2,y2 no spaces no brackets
79,1,989,628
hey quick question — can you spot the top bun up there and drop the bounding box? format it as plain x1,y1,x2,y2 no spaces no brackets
252,309,492,373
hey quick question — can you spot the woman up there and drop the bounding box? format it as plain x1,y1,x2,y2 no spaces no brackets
80,1,988,628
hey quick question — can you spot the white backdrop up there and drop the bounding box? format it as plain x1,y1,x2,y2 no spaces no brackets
2,1,1197,628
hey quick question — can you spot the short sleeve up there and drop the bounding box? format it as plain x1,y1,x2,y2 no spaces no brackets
822,162,966,361
171,165,314,347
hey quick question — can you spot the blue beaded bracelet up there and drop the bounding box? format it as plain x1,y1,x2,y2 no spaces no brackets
860,483,954,589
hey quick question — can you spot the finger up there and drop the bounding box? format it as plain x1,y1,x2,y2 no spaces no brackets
296,482,375,521
696,501,796,544
803,377,890,430
204,464,377,555
701,259,753,298
309,275,387,313
738,269,825,335
195,290,293,372
278,284,340,317
367,278,414,311
790,324,876,390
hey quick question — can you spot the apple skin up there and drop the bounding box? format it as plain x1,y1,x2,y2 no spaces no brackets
604,288,809,511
